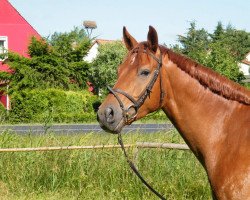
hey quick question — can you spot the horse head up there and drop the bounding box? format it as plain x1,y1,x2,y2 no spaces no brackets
97,26,164,133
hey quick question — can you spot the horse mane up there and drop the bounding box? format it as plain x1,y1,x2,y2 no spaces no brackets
160,46,250,105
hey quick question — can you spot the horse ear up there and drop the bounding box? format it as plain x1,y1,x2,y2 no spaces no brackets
147,26,158,53
123,26,138,50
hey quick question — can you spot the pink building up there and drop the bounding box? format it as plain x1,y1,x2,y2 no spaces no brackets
0,0,41,109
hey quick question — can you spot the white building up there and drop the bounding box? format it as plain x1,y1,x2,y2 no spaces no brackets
83,39,115,63
239,52,250,75
239,52,250,82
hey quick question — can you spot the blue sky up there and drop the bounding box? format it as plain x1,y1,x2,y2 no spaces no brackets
9,0,250,45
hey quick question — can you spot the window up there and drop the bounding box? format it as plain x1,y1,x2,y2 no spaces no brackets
0,36,8,61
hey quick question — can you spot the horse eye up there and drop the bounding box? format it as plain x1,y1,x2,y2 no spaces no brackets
139,70,150,77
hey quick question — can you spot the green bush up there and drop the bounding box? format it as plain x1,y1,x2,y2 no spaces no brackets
8,89,99,123
5,87,167,124
0,103,7,123
244,82,250,89
135,110,168,124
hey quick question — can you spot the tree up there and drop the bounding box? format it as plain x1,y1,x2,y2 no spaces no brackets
211,21,224,42
220,27,250,61
48,27,91,62
1,27,91,94
44,27,91,88
177,22,210,64
207,42,245,82
211,22,250,61
174,22,248,83
89,41,127,95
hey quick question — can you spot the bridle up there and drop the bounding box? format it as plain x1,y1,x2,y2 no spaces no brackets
108,49,167,200
107,49,165,125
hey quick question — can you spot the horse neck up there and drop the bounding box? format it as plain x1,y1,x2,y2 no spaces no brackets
161,58,237,168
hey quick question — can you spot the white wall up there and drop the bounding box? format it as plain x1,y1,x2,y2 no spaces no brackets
83,43,99,63
239,63,250,75
246,53,250,61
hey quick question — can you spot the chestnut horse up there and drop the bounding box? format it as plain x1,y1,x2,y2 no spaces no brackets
97,26,250,200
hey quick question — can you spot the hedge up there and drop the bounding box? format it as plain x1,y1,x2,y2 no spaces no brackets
0,88,169,124
6,89,99,124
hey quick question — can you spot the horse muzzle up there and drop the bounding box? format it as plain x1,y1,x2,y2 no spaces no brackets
97,104,125,134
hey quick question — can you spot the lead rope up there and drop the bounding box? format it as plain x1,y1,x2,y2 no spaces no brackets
118,132,167,200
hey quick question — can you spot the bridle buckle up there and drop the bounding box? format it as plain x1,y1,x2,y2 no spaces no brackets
124,104,138,125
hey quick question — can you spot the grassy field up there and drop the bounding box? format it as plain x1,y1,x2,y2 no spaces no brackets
0,130,211,200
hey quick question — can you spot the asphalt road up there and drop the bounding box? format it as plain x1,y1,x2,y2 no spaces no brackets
0,123,174,134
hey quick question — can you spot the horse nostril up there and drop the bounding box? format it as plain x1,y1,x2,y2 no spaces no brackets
105,107,115,123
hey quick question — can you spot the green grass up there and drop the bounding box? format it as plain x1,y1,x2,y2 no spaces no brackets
0,130,211,200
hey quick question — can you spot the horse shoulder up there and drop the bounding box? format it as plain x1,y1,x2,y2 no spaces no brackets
211,104,250,199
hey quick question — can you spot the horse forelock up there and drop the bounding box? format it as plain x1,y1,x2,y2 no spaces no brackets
127,42,152,65
160,47,250,105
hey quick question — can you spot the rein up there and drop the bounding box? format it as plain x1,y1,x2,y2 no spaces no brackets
108,49,167,199
118,132,166,200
